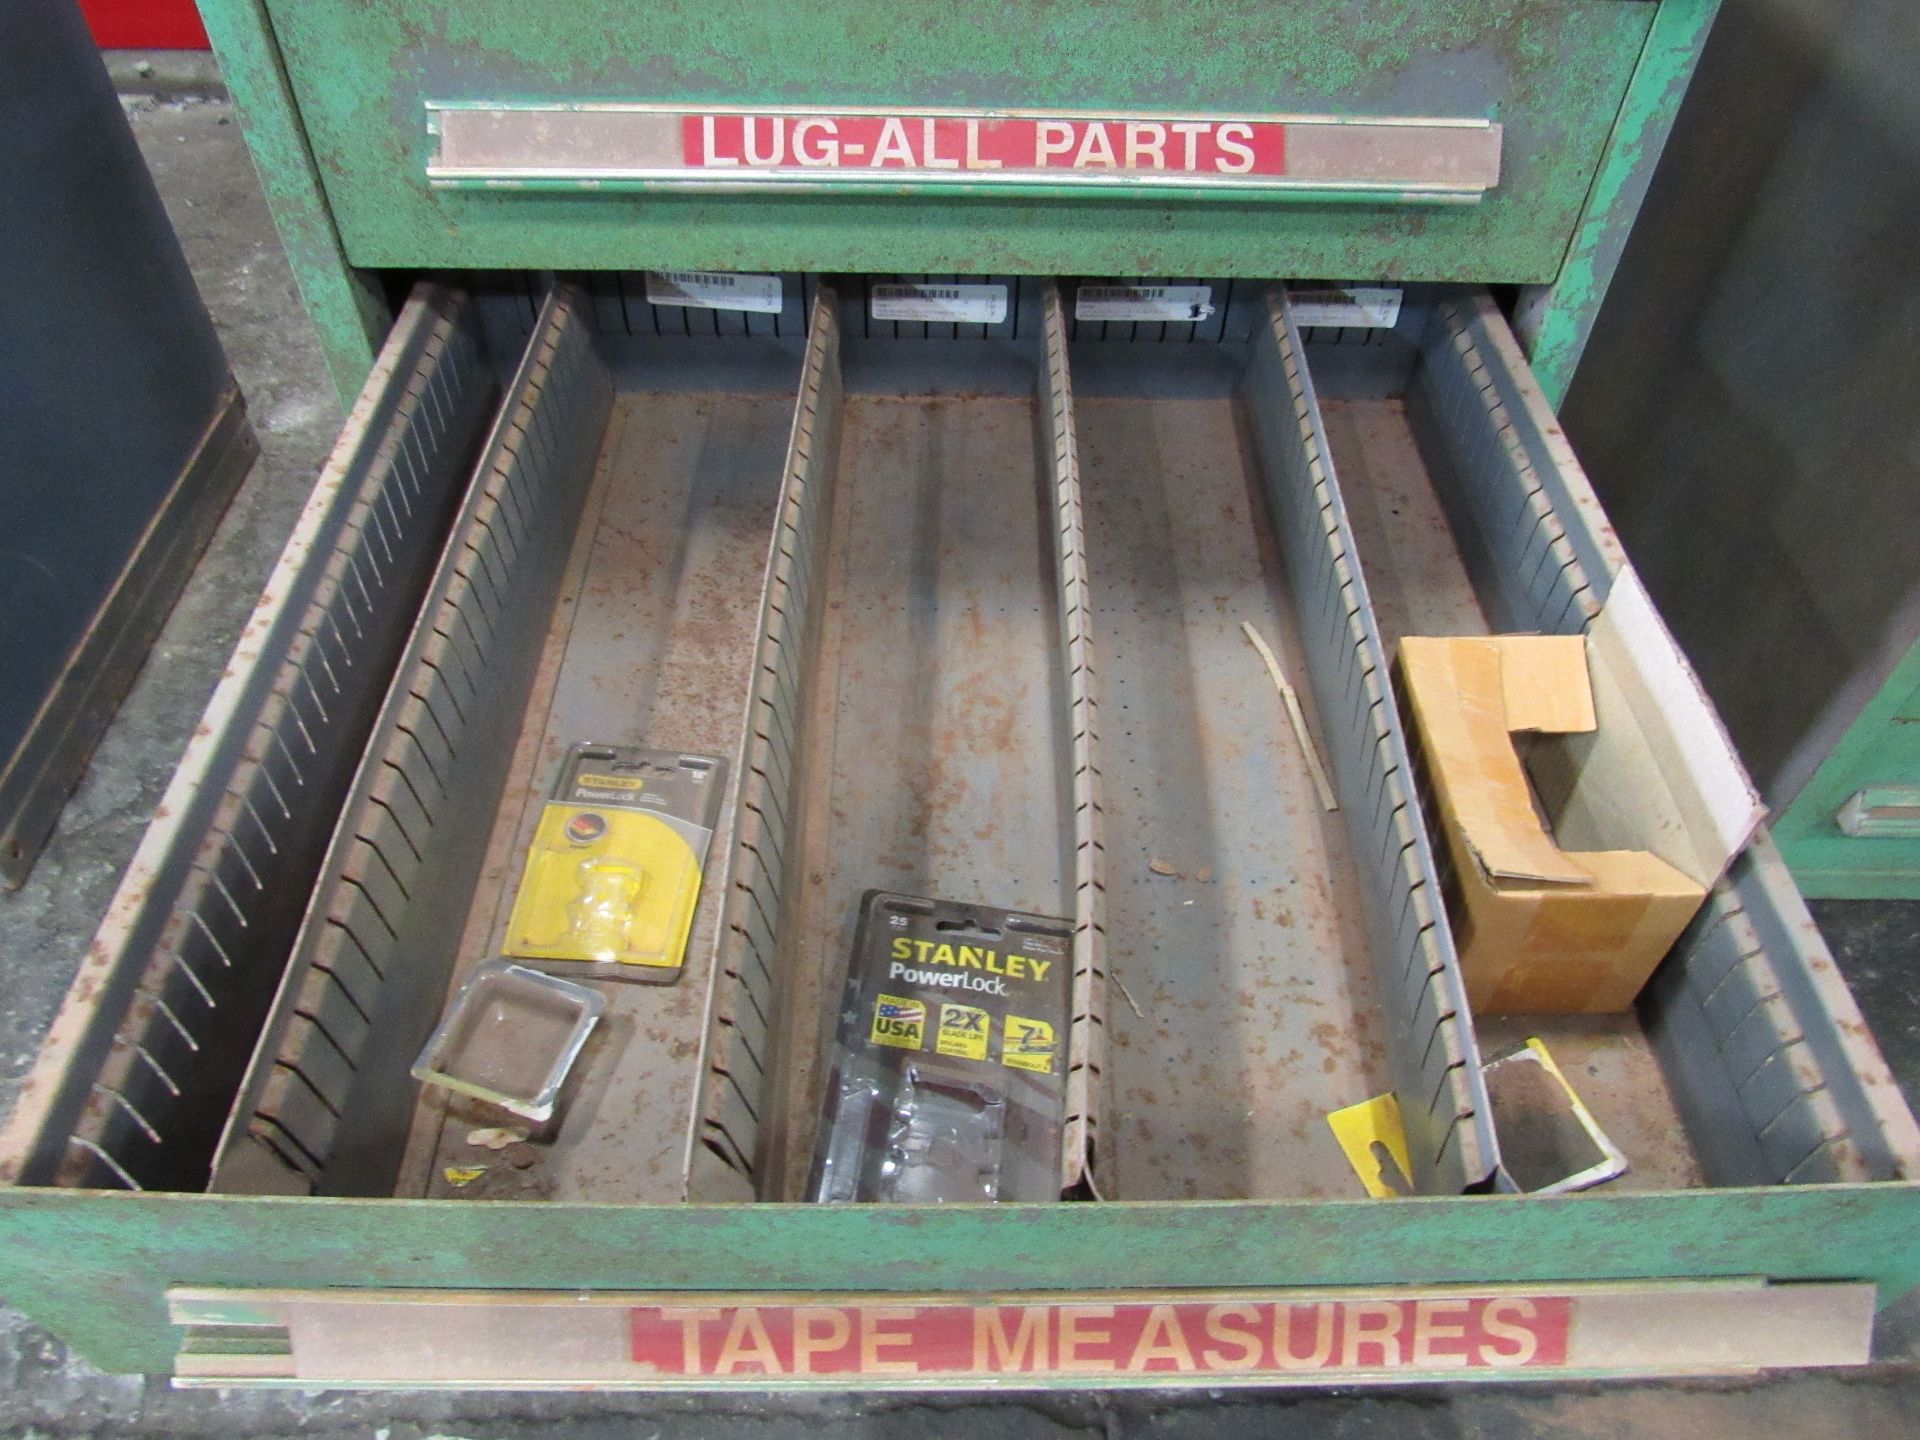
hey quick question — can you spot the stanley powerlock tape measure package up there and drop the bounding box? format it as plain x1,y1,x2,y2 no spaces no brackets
504,744,725,983
810,891,1073,1203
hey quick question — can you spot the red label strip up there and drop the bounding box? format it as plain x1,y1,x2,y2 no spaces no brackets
681,115,1286,177
632,1296,1573,1379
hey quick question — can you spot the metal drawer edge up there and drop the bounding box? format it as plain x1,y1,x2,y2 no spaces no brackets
0,285,499,1189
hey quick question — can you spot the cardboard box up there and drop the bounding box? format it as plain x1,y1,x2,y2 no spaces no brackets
1396,568,1762,1013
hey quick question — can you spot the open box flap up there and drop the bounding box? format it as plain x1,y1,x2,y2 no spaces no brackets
1552,565,1764,889
1401,635,1594,886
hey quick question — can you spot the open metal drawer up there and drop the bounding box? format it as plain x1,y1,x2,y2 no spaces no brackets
0,275,1915,1387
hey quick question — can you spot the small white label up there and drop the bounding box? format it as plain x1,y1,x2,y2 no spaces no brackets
871,283,1008,325
645,270,783,314
1288,285,1404,330
1075,285,1217,323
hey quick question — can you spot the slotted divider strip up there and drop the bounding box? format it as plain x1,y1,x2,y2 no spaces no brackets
1038,283,1109,1197
1244,287,1499,1194
210,284,614,1196
23,286,497,1192
688,284,844,1196
1407,295,1599,637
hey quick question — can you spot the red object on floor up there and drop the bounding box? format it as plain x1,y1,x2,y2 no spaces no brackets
78,0,210,49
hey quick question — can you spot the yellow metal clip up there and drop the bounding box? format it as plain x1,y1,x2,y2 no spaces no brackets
1327,1092,1415,1198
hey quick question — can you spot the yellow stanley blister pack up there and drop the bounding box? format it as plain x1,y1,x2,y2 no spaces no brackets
504,744,726,983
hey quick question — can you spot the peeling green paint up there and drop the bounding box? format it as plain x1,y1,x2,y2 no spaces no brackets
1518,0,1724,405
196,0,390,400
196,1,1723,402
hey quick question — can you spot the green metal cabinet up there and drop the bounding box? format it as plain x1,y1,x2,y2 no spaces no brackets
4,0,1918,1389
1777,643,1920,897
1558,0,1920,899
201,0,1715,400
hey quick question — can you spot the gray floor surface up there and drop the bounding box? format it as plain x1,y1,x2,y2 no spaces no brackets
0,63,1917,1440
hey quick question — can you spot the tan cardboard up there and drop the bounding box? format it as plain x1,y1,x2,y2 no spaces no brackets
1397,574,1760,1014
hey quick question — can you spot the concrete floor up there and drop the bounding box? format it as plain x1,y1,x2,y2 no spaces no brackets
1,60,1918,1440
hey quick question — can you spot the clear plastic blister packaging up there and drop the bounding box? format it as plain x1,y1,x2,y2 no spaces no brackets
410,960,605,1123
503,743,725,983
809,892,1072,1204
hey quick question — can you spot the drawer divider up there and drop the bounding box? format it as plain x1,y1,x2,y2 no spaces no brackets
687,284,845,1201
207,284,613,1196
1242,287,1500,1194
1038,282,1110,1198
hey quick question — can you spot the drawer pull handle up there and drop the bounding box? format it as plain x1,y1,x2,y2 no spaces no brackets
1836,786,1920,838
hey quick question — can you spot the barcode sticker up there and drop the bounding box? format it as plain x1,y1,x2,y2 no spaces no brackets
1288,285,1403,330
1075,285,1216,323
871,283,1008,325
645,270,784,314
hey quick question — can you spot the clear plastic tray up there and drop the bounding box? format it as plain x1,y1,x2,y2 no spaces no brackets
411,960,605,1122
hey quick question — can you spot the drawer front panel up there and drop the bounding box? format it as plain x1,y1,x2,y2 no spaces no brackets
2,1185,1918,1379
262,0,1651,282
